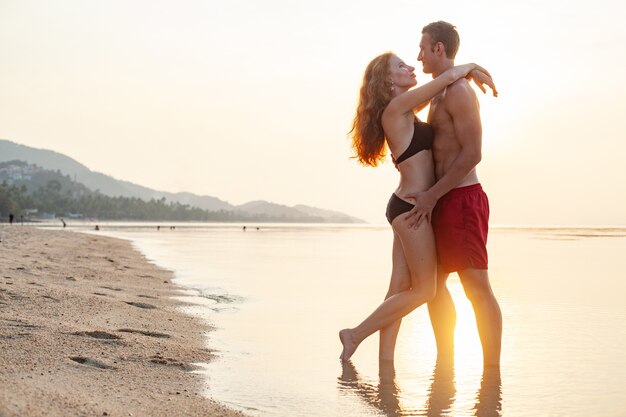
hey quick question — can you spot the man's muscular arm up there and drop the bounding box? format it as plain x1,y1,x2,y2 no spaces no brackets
404,80,483,227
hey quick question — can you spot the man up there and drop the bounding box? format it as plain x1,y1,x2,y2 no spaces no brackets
405,21,502,367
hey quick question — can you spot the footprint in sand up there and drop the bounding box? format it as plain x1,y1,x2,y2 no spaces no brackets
117,328,171,339
124,301,156,309
69,356,116,370
73,331,122,341
150,354,192,370
0,318,42,340
100,286,122,291
4,319,41,331
2,290,25,301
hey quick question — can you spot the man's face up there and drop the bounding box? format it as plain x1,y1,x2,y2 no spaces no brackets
418,33,436,74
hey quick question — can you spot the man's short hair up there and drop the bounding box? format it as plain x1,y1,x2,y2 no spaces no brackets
422,21,460,59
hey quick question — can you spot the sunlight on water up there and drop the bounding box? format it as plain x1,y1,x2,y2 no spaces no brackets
68,223,626,417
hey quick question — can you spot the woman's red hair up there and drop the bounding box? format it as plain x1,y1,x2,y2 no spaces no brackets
349,52,395,167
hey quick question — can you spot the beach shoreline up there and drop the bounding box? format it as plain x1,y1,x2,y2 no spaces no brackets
0,225,245,417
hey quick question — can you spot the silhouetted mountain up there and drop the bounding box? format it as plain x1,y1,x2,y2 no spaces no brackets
0,140,232,211
0,139,364,223
293,204,362,223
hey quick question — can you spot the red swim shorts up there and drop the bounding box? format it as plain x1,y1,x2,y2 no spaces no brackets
432,183,489,273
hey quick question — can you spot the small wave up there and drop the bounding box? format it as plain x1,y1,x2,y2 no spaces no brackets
193,288,244,304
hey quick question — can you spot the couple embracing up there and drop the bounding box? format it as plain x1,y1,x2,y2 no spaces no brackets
339,21,502,368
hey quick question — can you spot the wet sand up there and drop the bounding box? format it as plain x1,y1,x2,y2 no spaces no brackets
0,226,245,417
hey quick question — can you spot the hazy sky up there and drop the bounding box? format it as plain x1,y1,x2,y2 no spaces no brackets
1,0,625,225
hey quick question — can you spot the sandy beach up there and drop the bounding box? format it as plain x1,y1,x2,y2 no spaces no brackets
0,225,245,417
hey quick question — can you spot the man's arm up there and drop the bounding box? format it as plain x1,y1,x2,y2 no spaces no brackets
405,80,483,227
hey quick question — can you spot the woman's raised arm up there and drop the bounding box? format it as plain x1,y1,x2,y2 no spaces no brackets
385,63,496,117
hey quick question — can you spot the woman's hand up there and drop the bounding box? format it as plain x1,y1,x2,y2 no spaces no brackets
467,69,498,97
452,64,498,97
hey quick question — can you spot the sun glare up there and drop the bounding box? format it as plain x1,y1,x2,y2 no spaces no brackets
448,278,483,363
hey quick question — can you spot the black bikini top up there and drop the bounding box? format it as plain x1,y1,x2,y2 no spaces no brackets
392,118,434,165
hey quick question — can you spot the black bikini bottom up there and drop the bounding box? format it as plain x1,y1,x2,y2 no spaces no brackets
385,193,415,224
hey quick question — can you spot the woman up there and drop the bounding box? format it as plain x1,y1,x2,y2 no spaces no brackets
339,53,495,362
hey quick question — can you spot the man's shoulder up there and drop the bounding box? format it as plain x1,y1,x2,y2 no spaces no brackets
444,79,477,112
446,78,475,98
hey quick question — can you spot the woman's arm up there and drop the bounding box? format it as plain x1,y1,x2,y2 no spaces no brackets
411,100,430,114
385,63,493,117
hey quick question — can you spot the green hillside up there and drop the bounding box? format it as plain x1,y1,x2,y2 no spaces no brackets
0,161,322,222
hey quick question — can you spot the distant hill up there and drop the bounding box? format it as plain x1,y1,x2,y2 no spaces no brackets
236,202,362,223
0,140,232,210
0,139,364,223
293,204,362,223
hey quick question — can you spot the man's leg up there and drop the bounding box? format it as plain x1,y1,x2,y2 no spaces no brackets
458,268,502,367
474,364,502,415
427,269,455,361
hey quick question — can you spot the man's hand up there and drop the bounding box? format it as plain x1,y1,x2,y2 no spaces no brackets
402,190,438,229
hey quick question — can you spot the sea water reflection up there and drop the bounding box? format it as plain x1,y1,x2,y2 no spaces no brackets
60,223,626,417
338,359,501,417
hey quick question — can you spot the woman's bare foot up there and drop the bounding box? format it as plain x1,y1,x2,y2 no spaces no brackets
339,329,359,361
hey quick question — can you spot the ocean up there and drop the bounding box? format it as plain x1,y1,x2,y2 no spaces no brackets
68,223,626,417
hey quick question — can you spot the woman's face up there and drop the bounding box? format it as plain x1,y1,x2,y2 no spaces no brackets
388,55,417,90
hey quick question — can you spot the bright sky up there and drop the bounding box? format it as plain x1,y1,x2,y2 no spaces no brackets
1,0,625,225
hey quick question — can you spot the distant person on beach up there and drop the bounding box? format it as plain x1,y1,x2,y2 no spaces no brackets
9,213,14,224
339,47,496,362
61,218,66,228
402,21,502,367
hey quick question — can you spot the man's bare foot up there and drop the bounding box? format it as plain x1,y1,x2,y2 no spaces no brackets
339,329,359,361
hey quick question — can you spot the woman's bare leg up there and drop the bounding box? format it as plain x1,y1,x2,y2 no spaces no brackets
340,216,437,361
379,232,411,361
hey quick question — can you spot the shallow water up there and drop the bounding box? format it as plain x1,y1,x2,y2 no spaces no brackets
69,223,626,417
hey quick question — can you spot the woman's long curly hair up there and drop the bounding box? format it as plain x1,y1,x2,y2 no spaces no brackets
349,52,395,167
